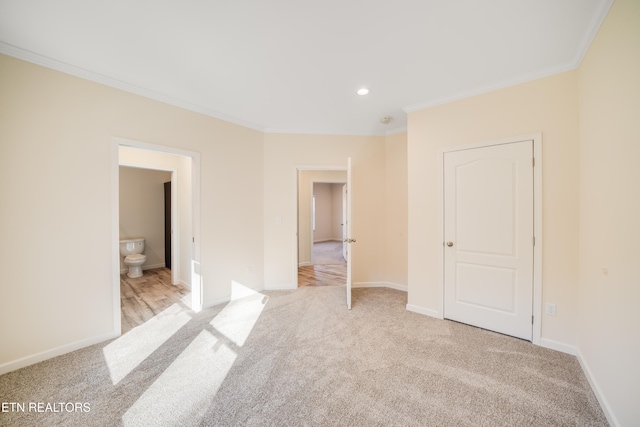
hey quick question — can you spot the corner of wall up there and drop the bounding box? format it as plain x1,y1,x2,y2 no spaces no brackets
575,348,621,427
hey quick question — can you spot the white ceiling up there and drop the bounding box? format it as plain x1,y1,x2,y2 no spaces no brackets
0,0,612,136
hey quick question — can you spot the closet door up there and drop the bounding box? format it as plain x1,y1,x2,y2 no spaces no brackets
443,141,534,340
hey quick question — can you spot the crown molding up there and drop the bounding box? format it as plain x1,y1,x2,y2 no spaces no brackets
403,61,576,114
571,0,613,67
403,0,613,114
0,42,265,132
1,42,405,137
262,122,407,136
263,127,390,137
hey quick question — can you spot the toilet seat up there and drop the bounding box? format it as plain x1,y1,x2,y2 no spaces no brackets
124,253,146,278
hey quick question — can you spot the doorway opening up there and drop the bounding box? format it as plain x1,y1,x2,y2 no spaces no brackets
310,182,347,266
118,165,181,333
294,162,354,310
112,137,202,336
295,168,347,287
119,166,176,279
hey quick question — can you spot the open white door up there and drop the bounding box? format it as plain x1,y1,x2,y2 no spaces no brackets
345,157,354,309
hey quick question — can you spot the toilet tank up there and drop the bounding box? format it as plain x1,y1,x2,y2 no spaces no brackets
120,238,145,256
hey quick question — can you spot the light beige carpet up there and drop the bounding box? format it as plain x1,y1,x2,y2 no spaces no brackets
0,286,608,426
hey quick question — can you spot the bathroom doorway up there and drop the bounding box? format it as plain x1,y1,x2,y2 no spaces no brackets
112,137,202,336
119,166,174,275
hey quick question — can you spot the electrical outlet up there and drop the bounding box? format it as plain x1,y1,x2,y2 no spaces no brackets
545,303,557,316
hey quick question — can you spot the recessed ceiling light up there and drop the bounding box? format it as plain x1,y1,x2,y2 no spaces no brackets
356,88,370,96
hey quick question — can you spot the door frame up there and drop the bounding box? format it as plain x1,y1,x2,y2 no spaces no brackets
164,181,172,270
111,137,202,336
438,133,542,344
342,184,347,261
293,165,347,288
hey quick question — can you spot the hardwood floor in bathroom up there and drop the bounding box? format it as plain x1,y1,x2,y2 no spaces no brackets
120,267,190,334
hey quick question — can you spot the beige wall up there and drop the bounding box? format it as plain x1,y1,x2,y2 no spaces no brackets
119,166,172,271
313,183,334,242
0,54,264,370
408,71,580,344
577,0,640,424
297,170,347,266
313,183,344,243
383,132,408,286
265,134,386,288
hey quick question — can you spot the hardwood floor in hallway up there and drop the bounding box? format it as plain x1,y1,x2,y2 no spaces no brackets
120,267,190,334
298,264,347,287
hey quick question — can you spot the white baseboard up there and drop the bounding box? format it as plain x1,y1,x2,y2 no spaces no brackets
298,262,312,267
352,282,408,292
406,304,442,319
120,263,167,274
575,348,620,427
313,238,342,243
143,263,166,270
179,280,191,290
539,338,578,356
462,335,617,425
0,331,120,376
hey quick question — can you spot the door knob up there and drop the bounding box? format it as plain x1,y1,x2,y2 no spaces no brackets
446,241,454,247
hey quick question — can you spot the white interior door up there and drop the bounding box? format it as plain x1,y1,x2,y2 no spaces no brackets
443,141,534,340
345,158,354,309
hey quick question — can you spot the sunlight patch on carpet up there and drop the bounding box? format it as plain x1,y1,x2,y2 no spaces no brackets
103,303,192,385
209,281,267,347
119,281,267,426
122,330,237,427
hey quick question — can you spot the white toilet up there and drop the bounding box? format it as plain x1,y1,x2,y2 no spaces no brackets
120,238,147,278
